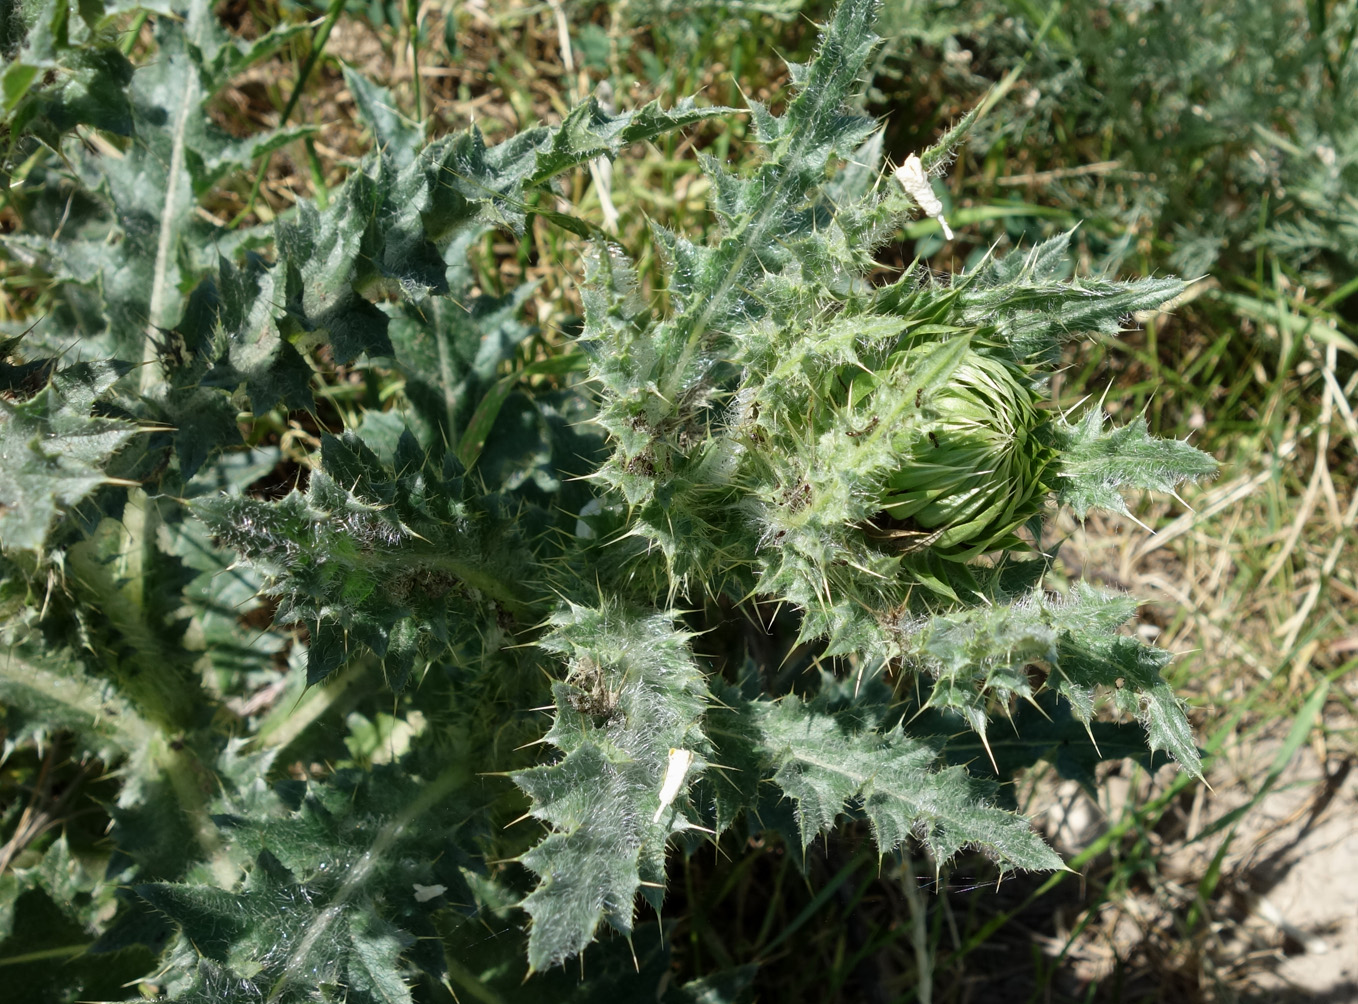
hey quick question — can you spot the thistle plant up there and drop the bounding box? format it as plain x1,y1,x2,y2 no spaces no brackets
0,0,1218,999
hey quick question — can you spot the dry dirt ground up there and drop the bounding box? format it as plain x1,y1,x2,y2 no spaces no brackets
1037,464,1358,1003
1041,732,1358,1002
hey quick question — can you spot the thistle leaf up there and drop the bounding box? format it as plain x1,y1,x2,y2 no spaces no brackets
195,429,537,684
0,360,138,552
129,758,477,1004
914,692,1157,799
513,605,712,971
1054,409,1219,519
703,688,1062,872
904,583,1204,778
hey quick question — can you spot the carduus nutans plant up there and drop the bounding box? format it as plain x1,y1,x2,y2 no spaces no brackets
0,0,1220,991
544,0,1218,974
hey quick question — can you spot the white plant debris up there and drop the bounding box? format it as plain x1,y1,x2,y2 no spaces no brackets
412,884,447,903
895,154,954,240
652,747,695,823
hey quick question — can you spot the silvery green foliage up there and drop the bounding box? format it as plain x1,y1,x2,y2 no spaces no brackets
0,0,1217,998
0,358,138,551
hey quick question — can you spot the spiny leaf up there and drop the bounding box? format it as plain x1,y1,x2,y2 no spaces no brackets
914,692,1157,799
518,94,737,189
342,64,422,171
380,224,540,452
0,641,155,764
194,429,537,683
0,360,138,552
0,1,135,143
126,756,477,1004
513,604,712,971
903,583,1204,777
1054,409,1219,520
752,694,1061,870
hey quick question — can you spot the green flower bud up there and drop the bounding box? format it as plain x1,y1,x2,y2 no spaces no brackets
879,346,1055,559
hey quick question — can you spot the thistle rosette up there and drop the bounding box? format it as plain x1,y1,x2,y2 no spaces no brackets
879,343,1055,559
